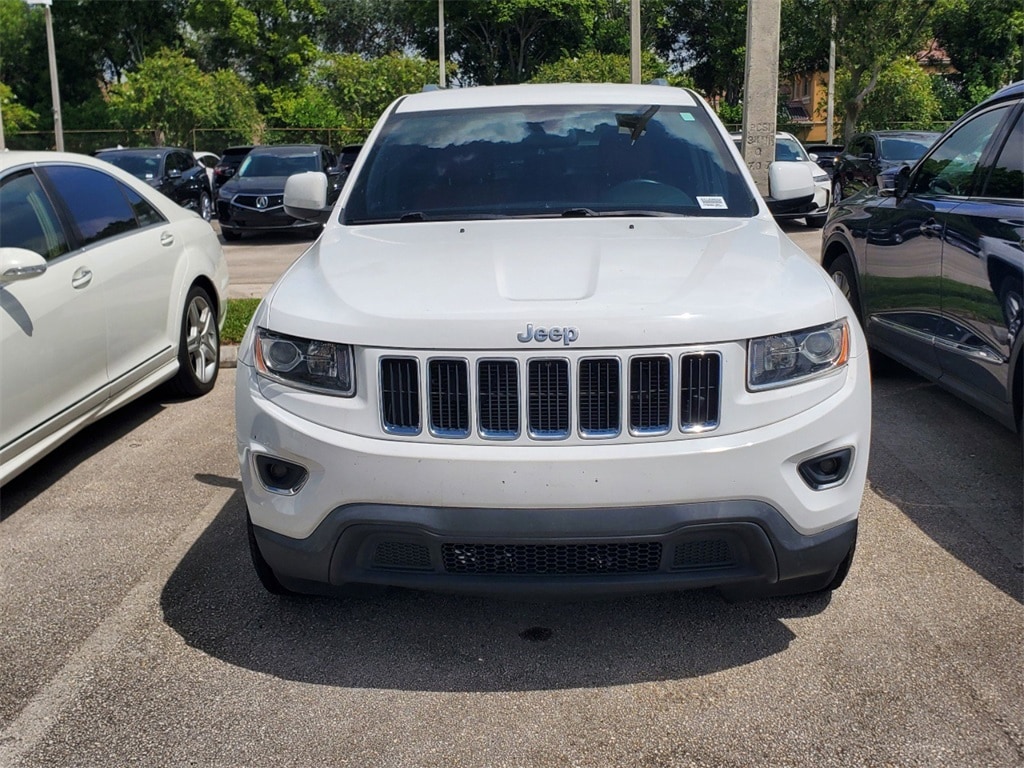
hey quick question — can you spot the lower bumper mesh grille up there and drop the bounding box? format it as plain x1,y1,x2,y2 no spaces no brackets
441,542,662,575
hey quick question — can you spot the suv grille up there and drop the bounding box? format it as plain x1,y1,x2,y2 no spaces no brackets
442,542,662,575
379,352,721,440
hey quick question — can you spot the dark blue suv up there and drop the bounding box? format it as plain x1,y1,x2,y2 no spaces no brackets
822,81,1023,431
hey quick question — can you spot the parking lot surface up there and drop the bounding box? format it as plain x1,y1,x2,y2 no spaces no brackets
1,223,1021,768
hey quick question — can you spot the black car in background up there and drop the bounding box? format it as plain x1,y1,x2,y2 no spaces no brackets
216,144,344,240
212,145,254,189
822,81,1023,431
96,147,213,221
831,130,940,201
803,143,844,178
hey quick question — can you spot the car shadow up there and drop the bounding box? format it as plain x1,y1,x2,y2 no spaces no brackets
160,483,832,693
866,361,1023,603
0,395,167,521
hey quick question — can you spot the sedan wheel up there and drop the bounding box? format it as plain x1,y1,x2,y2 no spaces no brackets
170,285,219,397
199,192,213,222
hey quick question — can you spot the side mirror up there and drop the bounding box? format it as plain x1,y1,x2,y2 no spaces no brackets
0,247,48,285
284,171,332,223
768,162,815,202
167,168,182,179
808,152,819,162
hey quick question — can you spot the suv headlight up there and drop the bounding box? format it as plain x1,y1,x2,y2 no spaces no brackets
748,319,849,390
254,327,355,396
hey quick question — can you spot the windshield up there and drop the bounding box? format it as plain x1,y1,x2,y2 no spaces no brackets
345,103,756,224
774,136,809,162
879,136,937,162
102,153,161,180
238,152,319,178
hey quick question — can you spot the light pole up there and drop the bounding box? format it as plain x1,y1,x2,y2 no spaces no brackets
630,0,641,84
26,0,63,151
438,0,446,88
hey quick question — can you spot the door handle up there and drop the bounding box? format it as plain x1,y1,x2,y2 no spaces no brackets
160,231,175,247
71,267,93,289
919,219,943,237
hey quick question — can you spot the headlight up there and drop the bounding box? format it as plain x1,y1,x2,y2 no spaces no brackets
748,319,849,390
254,327,355,396
813,172,829,183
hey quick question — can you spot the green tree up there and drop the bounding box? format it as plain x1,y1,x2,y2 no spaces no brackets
833,0,936,142
0,0,185,131
835,56,941,132
932,0,1024,105
0,80,37,133
108,48,259,147
317,0,415,57
266,54,439,145
404,0,607,85
530,50,688,87
185,0,325,107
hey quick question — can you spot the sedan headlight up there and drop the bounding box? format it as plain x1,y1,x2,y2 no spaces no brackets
254,327,355,396
748,319,849,390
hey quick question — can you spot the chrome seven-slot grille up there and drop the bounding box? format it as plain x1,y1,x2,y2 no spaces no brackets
379,353,721,440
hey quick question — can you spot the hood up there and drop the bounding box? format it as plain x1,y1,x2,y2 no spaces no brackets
220,176,290,195
259,217,839,349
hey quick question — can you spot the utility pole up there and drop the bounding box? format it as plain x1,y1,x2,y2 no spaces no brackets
630,0,641,84
26,0,63,151
827,9,836,144
740,0,781,197
0,99,6,150
438,0,446,88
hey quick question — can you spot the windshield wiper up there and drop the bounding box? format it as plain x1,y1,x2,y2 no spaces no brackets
561,208,599,217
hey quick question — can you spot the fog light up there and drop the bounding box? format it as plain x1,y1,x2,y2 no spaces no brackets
254,454,308,495
798,448,853,490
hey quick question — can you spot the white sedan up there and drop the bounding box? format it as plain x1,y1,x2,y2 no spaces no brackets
0,151,229,485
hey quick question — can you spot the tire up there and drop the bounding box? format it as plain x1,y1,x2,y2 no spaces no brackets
169,285,219,397
805,212,828,228
222,228,242,242
827,253,862,327
246,509,295,596
199,191,212,222
832,178,843,203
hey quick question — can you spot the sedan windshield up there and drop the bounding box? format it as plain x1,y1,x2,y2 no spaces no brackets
345,103,757,224
238,153,320,178
102,153,162,180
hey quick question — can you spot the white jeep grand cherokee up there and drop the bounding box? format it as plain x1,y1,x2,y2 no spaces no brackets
235,83,871,599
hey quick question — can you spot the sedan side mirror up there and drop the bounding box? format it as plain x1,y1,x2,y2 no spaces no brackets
284,171,333,223
0,247,48,285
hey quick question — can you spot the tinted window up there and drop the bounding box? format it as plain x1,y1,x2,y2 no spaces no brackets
345,103,757,223
103,152,162,181
238,152,320,177
0,170,69,260
43,166,139,246
123,185,166,227
911,107,1009,196
983,111,1023,199
878,136,934,162
167,152,192,174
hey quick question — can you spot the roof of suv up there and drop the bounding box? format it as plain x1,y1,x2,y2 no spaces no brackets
394,82,700,113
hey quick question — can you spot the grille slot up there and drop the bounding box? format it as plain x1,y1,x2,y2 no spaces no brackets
671,539,734,570
680,353,721,432
528,359,570,438
442,542,662,575
429,359,470,437
578,358,620,436
630,356,671,434
478,360,520,438
380,357,420,434
372,541,433,571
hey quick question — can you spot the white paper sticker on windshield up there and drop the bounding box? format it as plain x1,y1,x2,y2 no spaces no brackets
697,196,728,209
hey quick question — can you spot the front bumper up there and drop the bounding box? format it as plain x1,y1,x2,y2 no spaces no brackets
236,347,870,595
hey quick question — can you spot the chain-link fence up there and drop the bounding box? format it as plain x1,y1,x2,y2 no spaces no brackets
5,127,370,155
